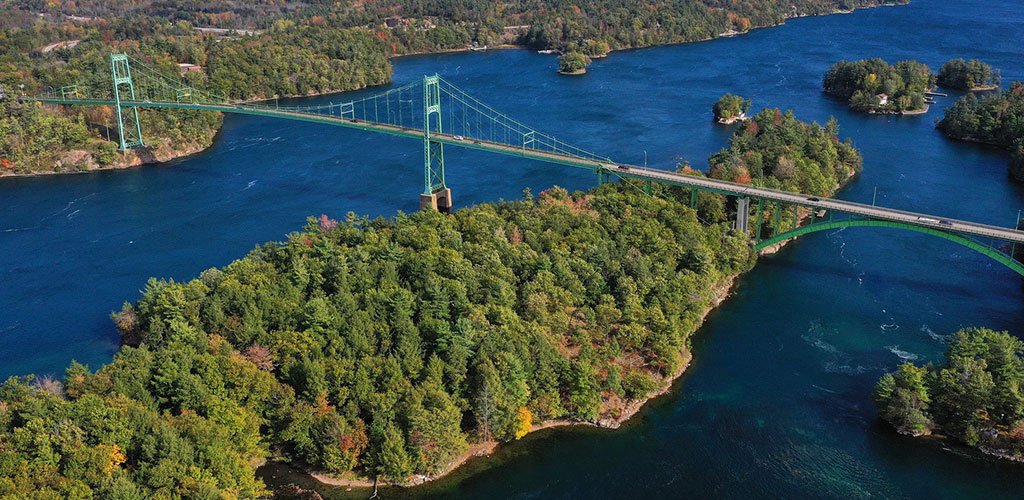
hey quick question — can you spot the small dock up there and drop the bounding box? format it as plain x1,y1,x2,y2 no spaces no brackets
925,91,948,97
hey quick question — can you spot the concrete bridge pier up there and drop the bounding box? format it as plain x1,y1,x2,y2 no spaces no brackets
420,187,453,213
735,197,750,234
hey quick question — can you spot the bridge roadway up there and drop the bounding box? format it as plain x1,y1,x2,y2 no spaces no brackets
33,97,1024,245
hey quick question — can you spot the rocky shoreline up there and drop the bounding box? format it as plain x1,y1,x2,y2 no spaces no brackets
0,140,214,178
287,271,741,492
716,113,749,125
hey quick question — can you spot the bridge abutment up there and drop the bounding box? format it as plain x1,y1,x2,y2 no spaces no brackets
420,187,453,213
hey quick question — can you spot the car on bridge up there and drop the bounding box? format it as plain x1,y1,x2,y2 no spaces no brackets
940,220,954,227
917,217,940,224
618,165,630,171
806,196,820,202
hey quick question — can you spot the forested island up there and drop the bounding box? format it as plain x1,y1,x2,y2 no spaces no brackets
0,0,907,176
708,109,862,196
937,82,1024,180
0,107,864,496
712,94,752,124
822,58,935,114
557,52,591,75
937,58,1000,91
875,328,1024,462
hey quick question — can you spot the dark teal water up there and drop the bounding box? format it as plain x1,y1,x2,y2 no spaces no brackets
3,0,1024,497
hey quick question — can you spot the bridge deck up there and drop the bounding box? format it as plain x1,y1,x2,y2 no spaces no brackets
32,97,1024,245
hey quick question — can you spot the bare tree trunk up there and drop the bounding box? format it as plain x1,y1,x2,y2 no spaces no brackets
368,477,379,499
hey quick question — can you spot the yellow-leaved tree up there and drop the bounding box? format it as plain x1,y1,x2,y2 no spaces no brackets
515,407,533,440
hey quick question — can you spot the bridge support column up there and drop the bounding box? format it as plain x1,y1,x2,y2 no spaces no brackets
735,197,750,234
773,202,782,237
753,198,763,242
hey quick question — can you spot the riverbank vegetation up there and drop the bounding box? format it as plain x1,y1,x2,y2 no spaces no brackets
937,82,1024,180
0,93,222,175
937,59,1000,91
875,328,1024,461
712,94,751,124
822,58,935,114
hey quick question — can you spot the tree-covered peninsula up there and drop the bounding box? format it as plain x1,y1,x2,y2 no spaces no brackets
822,59,935,114
937,82,1024,180
937,58,1000,91
875,328,1024,461
0,183,755,496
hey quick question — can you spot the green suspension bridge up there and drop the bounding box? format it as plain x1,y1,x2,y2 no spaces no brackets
25,53,1024,276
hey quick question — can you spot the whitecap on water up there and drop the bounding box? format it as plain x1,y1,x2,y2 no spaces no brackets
802,321,842,355
822,362,868,375
802,335,841,354
886,345,918,361
921,324,949,343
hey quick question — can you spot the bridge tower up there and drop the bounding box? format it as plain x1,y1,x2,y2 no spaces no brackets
110,54,145,151
420,74,452,212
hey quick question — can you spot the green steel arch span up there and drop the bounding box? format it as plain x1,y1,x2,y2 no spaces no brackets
754,218,1024,277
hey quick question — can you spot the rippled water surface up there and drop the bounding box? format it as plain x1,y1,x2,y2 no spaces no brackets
2,0,1023,497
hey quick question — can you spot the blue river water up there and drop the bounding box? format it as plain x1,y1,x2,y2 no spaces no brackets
2,0,1024,497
